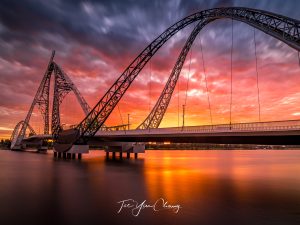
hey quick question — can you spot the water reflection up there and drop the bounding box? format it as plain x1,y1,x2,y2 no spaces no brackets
0,150,299,225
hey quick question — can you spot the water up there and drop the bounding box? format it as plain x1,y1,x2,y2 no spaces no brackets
0,150,299,225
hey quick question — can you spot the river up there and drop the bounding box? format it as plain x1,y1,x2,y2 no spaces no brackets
0,150,299,225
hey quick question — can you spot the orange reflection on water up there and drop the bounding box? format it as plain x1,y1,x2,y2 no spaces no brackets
143,150,300,209
143,151,210,204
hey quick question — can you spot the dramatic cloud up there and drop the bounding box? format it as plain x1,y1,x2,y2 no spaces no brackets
0,0,300,138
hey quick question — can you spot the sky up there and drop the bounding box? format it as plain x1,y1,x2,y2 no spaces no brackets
0,0,300,139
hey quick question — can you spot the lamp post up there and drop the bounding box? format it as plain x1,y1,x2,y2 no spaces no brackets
182,104,185,128
128,114,130,130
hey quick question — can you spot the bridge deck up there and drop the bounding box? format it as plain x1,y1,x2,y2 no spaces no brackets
24,120,300,145
93,120,300,145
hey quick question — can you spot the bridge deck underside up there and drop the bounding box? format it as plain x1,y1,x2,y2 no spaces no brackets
91,130,300,145
25,129,300,146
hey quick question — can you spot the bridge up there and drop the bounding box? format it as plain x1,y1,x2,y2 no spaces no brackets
10,7,300,159
25,119,300,143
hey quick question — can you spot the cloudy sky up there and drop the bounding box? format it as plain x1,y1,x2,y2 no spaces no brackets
0,0,300,138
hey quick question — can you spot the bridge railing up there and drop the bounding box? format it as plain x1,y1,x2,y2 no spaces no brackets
98,119,300,135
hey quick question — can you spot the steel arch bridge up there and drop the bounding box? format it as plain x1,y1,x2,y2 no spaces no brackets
10,51,92,149
54,7,300,152
10,7,300,151
10,120,36,145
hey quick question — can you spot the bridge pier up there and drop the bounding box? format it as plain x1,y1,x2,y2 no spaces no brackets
103,142,145,161
53,151,82,160
53,145,89,160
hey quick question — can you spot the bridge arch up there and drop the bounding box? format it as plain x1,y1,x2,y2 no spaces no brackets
10,120,36,148
138,10,299,129
137,19,212,129
11,53,92,149
56,7,300,151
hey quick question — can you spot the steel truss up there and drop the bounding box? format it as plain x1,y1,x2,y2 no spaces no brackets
137,19,212,129
11,52,91,149
54,7,300,152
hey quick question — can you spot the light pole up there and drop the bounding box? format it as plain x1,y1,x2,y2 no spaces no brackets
182,104,185,128
128,114,130,130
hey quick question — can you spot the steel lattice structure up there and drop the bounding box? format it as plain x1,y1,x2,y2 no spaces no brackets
51,62,91,138
137,19,213,129
11,52,91,149
138,8,300,130
54,7,300,152
10,120,36,147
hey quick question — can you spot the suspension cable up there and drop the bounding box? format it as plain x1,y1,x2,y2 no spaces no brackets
253,28,261,122
229,19,233,127
117,105,126,133
178,69,180,127
184,48,193,107
181,46,193,128
199,35,213,126
149,59,152,112
183,46,193,125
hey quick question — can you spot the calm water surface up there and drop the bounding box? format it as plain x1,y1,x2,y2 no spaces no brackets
0,150,299,225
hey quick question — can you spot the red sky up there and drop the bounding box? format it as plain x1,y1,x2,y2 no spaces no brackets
0,0,300,139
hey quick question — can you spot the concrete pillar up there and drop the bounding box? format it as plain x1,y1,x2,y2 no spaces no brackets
127,152,130,159
63,152,67,159
112,152,116,160
78,153,82,159
72,153,76,159
54,152,57,158
120,152,123,160
134,153,138,159
58,152,62,158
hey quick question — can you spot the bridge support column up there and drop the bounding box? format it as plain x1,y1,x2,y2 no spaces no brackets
127,152,130,159
63,152,67,159
112,152,116,160
62,145,88,160
134,153,138,159
54,151,57,158
58,152,62,158
120,152,123,160
106,151,109,159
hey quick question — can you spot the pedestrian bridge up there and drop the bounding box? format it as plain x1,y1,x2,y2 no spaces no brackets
24,119,300,145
